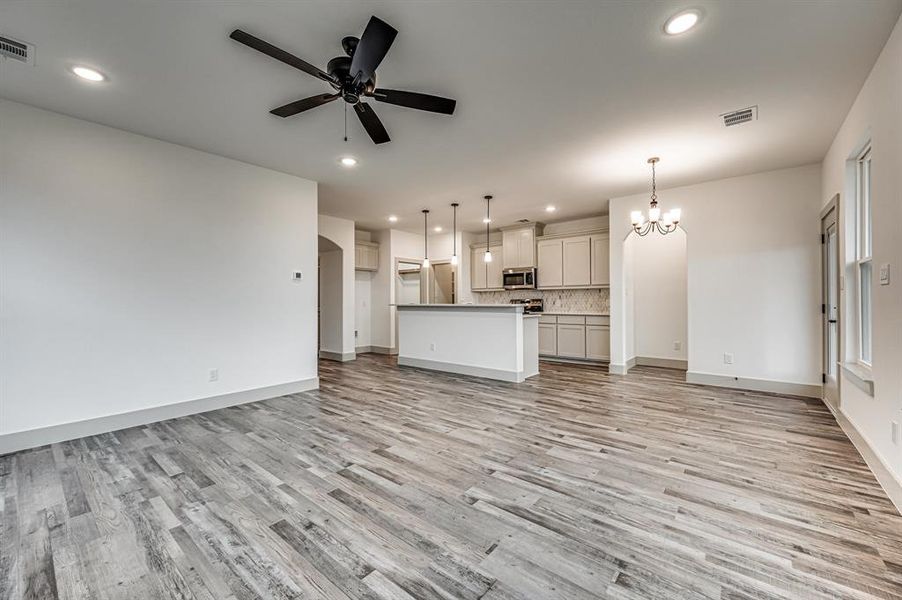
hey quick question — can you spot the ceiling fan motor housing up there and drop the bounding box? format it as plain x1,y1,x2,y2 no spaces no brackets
326,54,375,103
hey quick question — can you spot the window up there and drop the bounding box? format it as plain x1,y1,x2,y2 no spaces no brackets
856,145,872,364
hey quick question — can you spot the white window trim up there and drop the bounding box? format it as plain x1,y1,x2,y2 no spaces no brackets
855,144,872,368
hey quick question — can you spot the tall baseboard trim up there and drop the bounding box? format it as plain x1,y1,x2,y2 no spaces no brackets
398,356,528,383
685,371,820,398
0,377,319,456
356,345,394,355
319,350,356,362
608,357,636,375
824,402,902,516
636,356,688,370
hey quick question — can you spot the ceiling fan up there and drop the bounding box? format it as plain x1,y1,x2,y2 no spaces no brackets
230,16,457,144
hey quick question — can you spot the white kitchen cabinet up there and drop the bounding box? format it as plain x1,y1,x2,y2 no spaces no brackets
470,243,502,291
586,325,611,360
470,247,487,290
354,242,379,271
556,324,587,358
562,237,591,287
486,243,503,289
590,234,610,286
537,239,563,288
538,323,557,355
502,226,538,269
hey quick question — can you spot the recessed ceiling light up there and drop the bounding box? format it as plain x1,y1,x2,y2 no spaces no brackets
545,205,556,213
339,156,358,167
71,66,106,82
482,217,492,224
434,226,443,233
664,10,700,35
388,215,398,223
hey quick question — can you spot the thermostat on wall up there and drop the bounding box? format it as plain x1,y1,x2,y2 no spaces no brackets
293,271,303,281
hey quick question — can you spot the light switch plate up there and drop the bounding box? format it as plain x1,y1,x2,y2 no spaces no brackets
879,264,890,285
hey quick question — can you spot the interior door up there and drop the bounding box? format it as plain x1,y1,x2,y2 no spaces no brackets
821,202,840,407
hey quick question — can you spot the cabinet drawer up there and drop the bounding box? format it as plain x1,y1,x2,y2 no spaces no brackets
538,315,557,324
585,316,610,326
557,315,586,325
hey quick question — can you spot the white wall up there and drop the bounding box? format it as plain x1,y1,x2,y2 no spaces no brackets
318,246,343,354
0,99,318,438
317,214,356,357
821,15,902,487
629,228,687,361
610,164,822,388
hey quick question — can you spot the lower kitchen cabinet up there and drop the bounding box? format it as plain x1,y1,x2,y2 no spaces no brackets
556,324,587,358
538,323,557,355
586,325,611,360
538,314,610,362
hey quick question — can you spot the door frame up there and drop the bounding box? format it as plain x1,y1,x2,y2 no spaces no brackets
820,194,841,408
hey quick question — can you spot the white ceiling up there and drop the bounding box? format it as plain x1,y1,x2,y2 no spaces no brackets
1,1,899,233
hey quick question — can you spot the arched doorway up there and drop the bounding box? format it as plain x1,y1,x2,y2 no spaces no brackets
318,235,345,360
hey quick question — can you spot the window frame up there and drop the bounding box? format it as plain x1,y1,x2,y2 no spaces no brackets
855,145,872,366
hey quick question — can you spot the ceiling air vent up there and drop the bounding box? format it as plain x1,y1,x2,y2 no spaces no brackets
721,105,757,127
0,34,34,65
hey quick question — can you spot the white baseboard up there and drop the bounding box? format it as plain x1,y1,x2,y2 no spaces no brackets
635,356,688,370
685,371,820,398
608,357,637,375
356,345,394,355
824,402,902,516
398,356,529,383
319,350,356,362
0,377,319,456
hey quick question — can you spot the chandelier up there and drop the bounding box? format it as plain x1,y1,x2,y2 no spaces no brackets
631,157,681,236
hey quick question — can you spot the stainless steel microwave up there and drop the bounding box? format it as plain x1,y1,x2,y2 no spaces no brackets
503,267,537,290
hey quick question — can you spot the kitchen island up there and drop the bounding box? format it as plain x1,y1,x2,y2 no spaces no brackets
396,304,539,382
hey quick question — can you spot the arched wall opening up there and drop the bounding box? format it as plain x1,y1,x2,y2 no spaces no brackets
317,235,345,360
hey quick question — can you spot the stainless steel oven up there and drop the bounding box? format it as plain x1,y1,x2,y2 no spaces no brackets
503,267,537,290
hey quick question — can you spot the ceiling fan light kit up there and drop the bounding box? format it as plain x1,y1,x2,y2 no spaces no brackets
230,16,457,145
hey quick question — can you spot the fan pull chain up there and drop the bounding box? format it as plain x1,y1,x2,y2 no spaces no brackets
344,104,348,142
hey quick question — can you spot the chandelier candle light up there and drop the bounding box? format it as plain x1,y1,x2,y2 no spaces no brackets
450,202,459,266
631,157,681,236
483,195,493,263
422,209,430,267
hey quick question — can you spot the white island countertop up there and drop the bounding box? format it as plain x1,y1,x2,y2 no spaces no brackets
396,304,539,382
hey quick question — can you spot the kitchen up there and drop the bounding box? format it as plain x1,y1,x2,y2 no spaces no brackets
389,214,610,381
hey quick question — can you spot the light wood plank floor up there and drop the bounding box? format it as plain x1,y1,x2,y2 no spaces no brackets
3,355,902,599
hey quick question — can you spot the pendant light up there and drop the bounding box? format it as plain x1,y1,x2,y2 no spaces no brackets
421,209,430,268
630,157,681,236
483,195,493,263
450,203,460,266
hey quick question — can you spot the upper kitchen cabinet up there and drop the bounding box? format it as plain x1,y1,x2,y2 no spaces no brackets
590,233,610,286
470,242,504,291
536,229,609,289
354,241,379,271
562,237,591,287
501,223,543,269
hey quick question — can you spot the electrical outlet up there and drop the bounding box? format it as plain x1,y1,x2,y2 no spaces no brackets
673,341,681,351
723,353,734,365
208,368,219,382
430,343,436,351
879,263,890,285
893,421,900,445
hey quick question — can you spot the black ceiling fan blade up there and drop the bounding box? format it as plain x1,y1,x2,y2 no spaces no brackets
372,89,456,115
349,16,397,85
353,102,391,144
270,93,340,118
230,29,336,84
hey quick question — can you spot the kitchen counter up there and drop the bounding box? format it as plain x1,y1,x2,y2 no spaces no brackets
539,311,609,316
396,304,539,382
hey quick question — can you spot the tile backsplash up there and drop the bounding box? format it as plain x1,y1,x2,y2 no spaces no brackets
473,288,609,314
